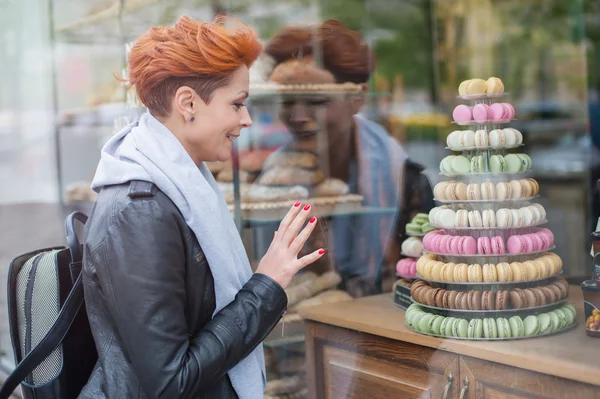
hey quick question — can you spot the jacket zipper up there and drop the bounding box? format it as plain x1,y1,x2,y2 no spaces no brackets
281,309,287,337
24,254,43,383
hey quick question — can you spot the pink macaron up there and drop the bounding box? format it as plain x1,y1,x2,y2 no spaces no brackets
472,104,491,123
453,105,473,123
477,236,492,255
450,236,461,254
528,234,542,251
440,235,452,253
408,261,417,277
504,103,515,119
490,103,506,121
522,235,535,253
460,236,477,255
536,228,554,247
507,235,526,254
492,236,505,255
431,234,444,252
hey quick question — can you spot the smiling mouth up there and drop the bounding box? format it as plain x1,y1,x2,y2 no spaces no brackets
226,134,239,141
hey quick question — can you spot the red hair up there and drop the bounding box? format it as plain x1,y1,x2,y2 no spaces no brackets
125,15,262,117
265,19,375,84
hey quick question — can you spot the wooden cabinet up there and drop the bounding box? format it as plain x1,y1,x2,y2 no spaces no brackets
306,322,459,399
305,321,600,399
458,356,600,399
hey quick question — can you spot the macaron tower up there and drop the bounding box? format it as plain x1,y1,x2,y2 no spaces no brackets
406,78,576,340
397,213,437,279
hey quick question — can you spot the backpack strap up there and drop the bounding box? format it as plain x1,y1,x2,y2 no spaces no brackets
0,274,85,399
128,180,157,198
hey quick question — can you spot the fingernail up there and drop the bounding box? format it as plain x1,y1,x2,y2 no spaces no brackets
310,216,316,223
318,249,326,255
304,204,311,211
294,201,301,207
274,231,277,237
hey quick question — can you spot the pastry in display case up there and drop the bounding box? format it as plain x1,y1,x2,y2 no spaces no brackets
405,77,577,340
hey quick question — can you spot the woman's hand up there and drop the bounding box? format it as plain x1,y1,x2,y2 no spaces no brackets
256,201,325,289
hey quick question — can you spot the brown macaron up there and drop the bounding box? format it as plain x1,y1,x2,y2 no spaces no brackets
456,292,469,310
510,288,526,309
411,285,428,303
531,287,547,306
552,282,568,299
448,290,459,309
468,290,482,310
547,284,563,302
522,288,538,308
435,289,447,308
481,291,496,310
540,286,557,304
495,290,509,310
442,290,452,308
410,279,429,290
426,288,440,306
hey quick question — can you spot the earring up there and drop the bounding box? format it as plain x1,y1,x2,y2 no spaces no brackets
189,116,196,122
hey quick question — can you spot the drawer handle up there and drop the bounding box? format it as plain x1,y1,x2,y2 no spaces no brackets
459,377,469,399
440,373,453,399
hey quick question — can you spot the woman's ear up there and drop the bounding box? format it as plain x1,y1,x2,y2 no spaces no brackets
173,86,197,121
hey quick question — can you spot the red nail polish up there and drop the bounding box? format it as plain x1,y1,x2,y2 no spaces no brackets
310,216,316,223
304,204,311,211
294,201,301,207
318,249,326,255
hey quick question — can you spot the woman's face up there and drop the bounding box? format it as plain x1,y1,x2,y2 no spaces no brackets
278,94,356,146
182,65,252,163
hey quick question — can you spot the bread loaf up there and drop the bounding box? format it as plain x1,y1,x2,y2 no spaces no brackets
292,290,352,311
285,271,342,308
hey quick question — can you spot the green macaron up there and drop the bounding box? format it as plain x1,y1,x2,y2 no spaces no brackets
550,310,568,329
441,317,456,337
508,316,525,337
560,306,576,326
430,315,445,335
440,156,456,174
407,311,426,328
467,318,483,338
453,319,469,338
547,312,561,331
504,154,522,173
496,317,512,338
537,313,552,334
406,223,423,235
517,154,532,170
418,313,435,332
564,304,577,316
489,155,506,173
452,156,471,174
421,223,437,234
483,318,498,338
523,315,540,336
412,213,430,224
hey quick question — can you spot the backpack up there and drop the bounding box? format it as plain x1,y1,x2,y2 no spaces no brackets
0,212,97,399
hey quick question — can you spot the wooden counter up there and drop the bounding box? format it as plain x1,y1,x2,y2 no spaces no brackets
300,286,600,399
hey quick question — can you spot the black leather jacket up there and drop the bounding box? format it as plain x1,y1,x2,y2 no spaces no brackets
78,181,287,399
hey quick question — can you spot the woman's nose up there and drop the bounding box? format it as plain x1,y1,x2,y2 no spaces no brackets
240,107,252,128
290,103,311,123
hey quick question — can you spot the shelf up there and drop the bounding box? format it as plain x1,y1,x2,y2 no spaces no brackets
452,119,517,126
241,206,397,225
422,245,557,259
262,334,305,348
430,219,548,231
415,269,563,286
434,195,539,205
59,104,145,127
411,297,569,315
456,92,510,101
54,0,163,44
439,170,531,178
445,144,524,152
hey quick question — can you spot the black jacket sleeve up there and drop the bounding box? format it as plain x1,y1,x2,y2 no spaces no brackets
88,199,286,398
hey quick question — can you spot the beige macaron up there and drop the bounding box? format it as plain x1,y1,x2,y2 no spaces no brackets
467,184,482,201
523,260,541,280
466,78,487,95
485,77,504,93
458,80,470,96
520,179,534,198
442,262,457,282
510,180,523,199
431,261,445,281
468,263,483,283
510,262,528,281
481,182,496,200
454,263,470,282
434,182,448,200
455,182,468,201
483,263,498,282
444,183,458,201
533,258,551,278
496,182,512,201
496,262,513,282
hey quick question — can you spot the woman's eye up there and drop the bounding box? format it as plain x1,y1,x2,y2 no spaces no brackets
233,103,246,110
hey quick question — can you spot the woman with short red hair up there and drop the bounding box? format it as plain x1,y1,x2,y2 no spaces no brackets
79,16,324,399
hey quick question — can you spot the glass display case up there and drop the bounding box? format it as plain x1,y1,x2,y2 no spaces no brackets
2,0,600,398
